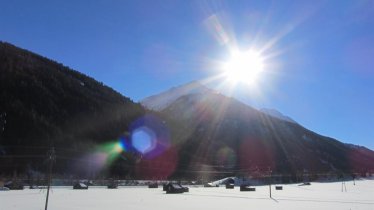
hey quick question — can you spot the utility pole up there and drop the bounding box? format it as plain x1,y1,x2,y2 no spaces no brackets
269,182,272,198
0,112,6,140
268,167,272,198
0,113,6,157
45,147,56,210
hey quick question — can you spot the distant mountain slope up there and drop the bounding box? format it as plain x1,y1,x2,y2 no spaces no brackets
0,42,145,174
143,82,374,178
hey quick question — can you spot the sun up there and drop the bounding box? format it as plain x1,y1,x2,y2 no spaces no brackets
222,50,264,85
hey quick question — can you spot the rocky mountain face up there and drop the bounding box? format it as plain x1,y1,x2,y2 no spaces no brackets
142,82,374,179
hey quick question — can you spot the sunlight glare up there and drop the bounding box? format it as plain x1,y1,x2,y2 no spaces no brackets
223,50,264,85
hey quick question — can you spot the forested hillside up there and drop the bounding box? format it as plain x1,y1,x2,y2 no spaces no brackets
0,42,145,176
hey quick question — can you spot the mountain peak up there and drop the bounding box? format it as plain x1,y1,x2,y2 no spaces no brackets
141,80,218,111
260,108,296,123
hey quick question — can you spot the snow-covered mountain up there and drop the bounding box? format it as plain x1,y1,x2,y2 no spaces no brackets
140,80,374,175
142,81,297,124
260,108,296,124
141,81,217,111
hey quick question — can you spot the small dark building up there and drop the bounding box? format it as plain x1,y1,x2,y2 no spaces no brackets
225,183,234,189
204,183,218,187
178,184,189,192
107,179,118,189
299,182,311,186
73,182,88,189
148,183,158,188
240,184,255,191
0,186,10,191
165,183,186,194
275,186,283,190
4,181,24,190
163,183,168,191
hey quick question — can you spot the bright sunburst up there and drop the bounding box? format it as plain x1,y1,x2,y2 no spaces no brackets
222,50,264,85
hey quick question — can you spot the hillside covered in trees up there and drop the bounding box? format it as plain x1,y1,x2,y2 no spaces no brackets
0,42,145,177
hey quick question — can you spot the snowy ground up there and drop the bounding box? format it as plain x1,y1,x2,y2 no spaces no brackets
1,180,373,210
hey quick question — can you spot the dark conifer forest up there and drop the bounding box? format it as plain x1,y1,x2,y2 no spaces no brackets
0,42,145,177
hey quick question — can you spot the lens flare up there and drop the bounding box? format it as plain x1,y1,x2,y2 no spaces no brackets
204,14,230,45
129,114,171,159
131,127,156,154
73,152,108,176
73,115,172,176
239,137,275,173
114,142,124,153
97,141,126,165
73,139,131,175
215,146,237,169
135,147,178,180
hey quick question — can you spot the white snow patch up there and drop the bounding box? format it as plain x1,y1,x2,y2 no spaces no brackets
261,108,296,123
1,180,374,210
141,81,216,111
302,134,313,141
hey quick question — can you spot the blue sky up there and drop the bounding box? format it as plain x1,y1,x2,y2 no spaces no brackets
1,0,373,149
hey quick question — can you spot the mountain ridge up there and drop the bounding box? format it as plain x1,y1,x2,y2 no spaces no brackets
260,108,296,124
142,81,298,124
143,81,374,177
141,80,219,111
1,41,373,180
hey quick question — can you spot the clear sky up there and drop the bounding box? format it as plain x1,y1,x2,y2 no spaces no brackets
1,0,373,149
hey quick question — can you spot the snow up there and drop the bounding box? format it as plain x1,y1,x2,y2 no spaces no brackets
260,108,296,123
1,180,374,210
141,82,300,127
302,134,313,141
141,81,214,111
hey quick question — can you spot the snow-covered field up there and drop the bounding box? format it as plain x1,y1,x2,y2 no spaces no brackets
1,180,373,210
